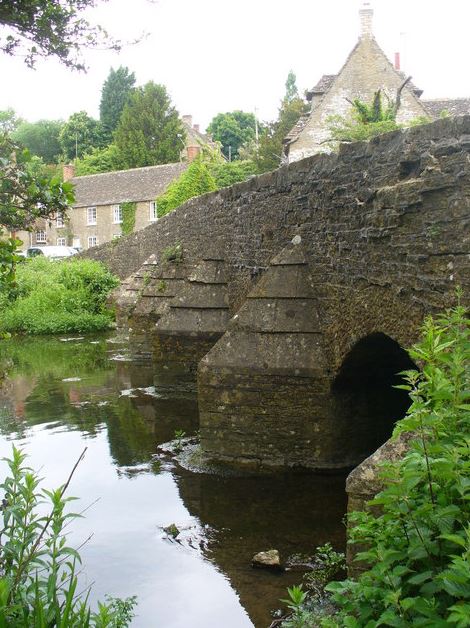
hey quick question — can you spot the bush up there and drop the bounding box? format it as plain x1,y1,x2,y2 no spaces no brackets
0,446,136,626
156,158,217,218
0,258,119,335
209,160,256,188
322,298,470,626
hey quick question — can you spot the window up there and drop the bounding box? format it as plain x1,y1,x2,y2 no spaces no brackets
36,230,46,243
149,201,158,221
88,236,98,248
56,213,65,228
86,206,97,225
57,237,66,246
112,204,122,224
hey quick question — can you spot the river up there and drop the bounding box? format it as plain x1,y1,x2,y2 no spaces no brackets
0,334,347,628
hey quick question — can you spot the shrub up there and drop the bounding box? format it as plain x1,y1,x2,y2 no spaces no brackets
0,446,136,626
322,298,470,626
209,160,256,188
156,158,217,218
0,258,119,335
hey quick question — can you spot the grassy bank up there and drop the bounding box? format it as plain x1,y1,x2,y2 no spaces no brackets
0,258,119,335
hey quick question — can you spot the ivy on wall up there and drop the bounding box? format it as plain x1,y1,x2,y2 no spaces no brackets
121,202,136,236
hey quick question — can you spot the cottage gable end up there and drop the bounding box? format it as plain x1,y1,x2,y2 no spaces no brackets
286,5,429,162
288,35,428,162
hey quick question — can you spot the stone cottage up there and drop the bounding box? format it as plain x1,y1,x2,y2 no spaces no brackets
285,3,470,162
18,116,218,251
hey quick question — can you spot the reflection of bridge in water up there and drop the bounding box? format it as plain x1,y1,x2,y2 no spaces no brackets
123,362,348,627
0,339,350,626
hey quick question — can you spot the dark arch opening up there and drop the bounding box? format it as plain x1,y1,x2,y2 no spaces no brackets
331,332,417,465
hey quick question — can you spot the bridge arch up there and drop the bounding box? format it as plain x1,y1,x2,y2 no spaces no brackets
331,332,417,464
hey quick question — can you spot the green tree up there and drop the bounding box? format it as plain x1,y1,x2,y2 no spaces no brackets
0,134,74,305
0,134,73,231
255,72,308,173
75,143,124,175
207,111,256,160
0,108,23,134
100,66,136,142
284,69,299,102
114,82,183,168
13,119,63,163
0,0,121,70
59,111,103,161
209,160,256,188
156,158,217,217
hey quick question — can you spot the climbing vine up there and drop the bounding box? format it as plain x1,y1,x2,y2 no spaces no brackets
121,202,136,236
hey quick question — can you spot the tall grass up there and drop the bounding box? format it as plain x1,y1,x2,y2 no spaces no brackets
0,258,119,335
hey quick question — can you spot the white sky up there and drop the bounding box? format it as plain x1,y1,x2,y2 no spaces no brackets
1,0,469,132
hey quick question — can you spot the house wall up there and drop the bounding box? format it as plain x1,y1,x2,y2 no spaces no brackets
21,200,159,251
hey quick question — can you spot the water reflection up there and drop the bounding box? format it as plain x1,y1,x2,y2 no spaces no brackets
0,335,347,627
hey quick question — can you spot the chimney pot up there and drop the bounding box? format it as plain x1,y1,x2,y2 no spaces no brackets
187,145,200,163
63,164,75,181
394,52,401,70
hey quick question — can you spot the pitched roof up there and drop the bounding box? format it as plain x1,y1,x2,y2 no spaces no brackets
306,75,337,99
283,113,310,144
71,162,187,207
285,35,428,153
423,98,470,119
182,119,216,148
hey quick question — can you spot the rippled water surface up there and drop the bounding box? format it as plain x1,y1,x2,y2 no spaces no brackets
0,335,347,627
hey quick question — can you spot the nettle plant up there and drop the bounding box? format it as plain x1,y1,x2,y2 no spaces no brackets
0,447,136,627
323,297,470,627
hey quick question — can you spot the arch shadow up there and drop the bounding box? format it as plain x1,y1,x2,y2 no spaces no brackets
331,332,417,465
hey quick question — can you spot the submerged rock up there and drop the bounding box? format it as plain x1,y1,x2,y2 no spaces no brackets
252,549,283,570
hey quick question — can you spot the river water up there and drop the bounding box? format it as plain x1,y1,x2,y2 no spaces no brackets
0,334,347,628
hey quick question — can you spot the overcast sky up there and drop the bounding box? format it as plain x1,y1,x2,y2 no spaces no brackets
1,0,469,131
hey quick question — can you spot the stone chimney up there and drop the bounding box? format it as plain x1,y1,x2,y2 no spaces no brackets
187,145,201,163
193,123,200,133
63,164,76,181
359,2,374,38
182,114,193,127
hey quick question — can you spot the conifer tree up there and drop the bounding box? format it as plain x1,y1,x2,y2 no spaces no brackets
114,82,183,168
255,71,308,173
100,66,136,142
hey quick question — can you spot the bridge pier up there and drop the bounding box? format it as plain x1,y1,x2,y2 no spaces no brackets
153,253,231,373
113,254,190,359
198,241,344,470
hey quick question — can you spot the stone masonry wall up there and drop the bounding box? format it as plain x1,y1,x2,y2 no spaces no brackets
85,116,470,370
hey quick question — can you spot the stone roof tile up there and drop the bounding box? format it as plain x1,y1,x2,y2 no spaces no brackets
71,162,187,207
307,74,337,99
423,98,470,119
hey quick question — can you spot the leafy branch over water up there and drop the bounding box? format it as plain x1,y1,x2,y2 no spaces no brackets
321,296,470,626
0,446,136,626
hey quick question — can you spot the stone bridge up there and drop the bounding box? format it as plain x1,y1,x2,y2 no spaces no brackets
86,116,470,472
